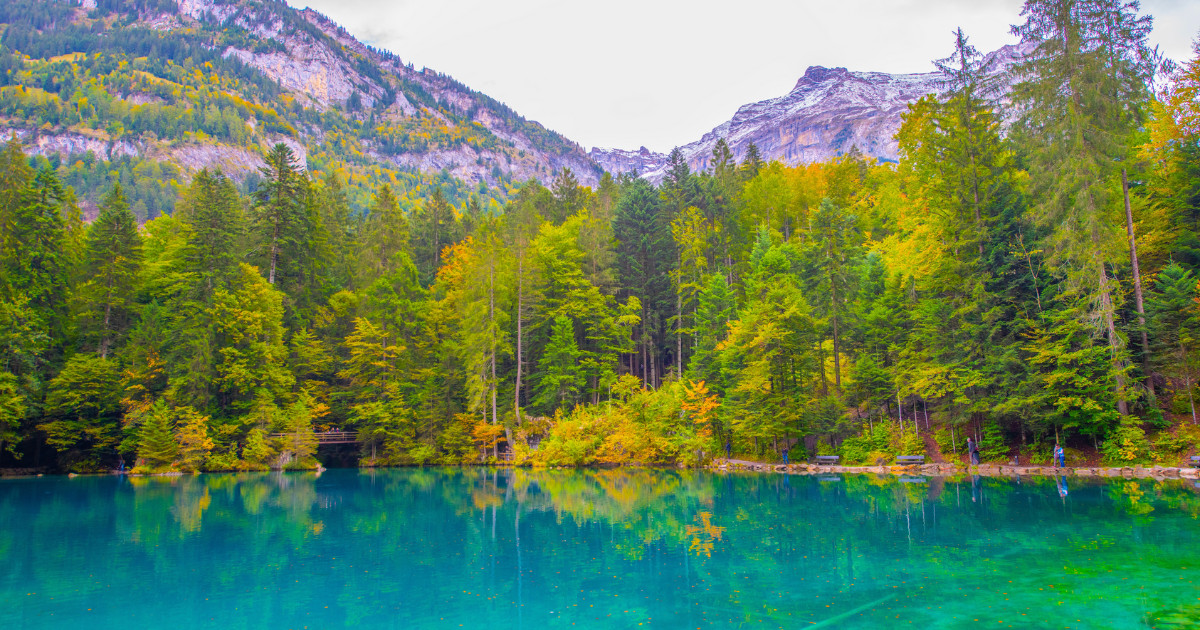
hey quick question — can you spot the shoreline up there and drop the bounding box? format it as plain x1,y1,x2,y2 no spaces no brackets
711,458,1200,480
3,461,1199,480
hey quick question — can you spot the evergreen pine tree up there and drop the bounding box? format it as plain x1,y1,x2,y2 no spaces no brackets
533,316,583,413
253,143,304,286
79,183,142,358
359,183,410,283
1011,0,1156,417
241,427,273,469
137,400,179,469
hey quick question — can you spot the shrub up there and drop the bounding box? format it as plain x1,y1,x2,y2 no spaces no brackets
897,429,923,456
1149,425,1200,464
204,450,240,472
1020,441,1053,466
934,427,954,455
409,444,436,465
1102,417,1152,465
977,421,1008,462
838,422,924,464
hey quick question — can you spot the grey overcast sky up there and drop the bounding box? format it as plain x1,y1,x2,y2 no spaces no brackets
286,0,1200,153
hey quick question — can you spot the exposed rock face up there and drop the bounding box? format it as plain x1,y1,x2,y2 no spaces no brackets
17,0,603,188
586,146,668,179
16,0,1033,191
591,44,1031,181
1,125,294,180
2,127,141,162
183,0,603,185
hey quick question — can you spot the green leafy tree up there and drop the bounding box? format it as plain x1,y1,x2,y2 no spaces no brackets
1147,263,1200,422
176,169,244,300
5,167,70,340
136,399,179,469
279,394,318,468
78,183,142,358
358,183,411,283
802,198,863,393
174,405,214,472
688,273,736,389
241,427,273,469
211,263,294,411
1011,0,1157,416
613,178,673,387
0,371,25,456
720,238,816,452
533,316,584,414
40,354,121,469
252,143,305,286
411,186,457,285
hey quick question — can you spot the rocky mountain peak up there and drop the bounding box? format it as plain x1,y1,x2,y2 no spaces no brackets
590,44,1030,181
796,65,851,85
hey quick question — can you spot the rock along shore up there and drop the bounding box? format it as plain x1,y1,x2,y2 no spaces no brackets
711,459,1200,480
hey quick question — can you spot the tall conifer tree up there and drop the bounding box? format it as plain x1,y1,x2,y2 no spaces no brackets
79,183,142,358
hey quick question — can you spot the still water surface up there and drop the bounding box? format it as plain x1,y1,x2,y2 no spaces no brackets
2,468,1199,629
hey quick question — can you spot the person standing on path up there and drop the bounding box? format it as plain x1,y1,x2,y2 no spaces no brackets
782,448,789,465
967,437,980,465
1054,442,1065,468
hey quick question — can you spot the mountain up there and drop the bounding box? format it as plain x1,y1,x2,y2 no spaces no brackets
0,0,602,218
589,44,1031,181
1,0,1030,217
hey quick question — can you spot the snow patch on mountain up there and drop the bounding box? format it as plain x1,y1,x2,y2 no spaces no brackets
591,43,1032,181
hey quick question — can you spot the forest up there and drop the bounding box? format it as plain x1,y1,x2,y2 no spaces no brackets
2,2,1200,473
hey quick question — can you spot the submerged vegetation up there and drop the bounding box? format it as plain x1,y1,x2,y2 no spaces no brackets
3,1,1200,472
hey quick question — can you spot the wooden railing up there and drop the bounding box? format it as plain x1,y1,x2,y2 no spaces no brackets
270,431,359,444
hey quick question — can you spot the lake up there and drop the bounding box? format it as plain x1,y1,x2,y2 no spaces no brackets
2,468,1198,629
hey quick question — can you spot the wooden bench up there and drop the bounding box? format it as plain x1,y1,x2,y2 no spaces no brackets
814,455,840,466
1189,455,1200,467
895,455,925,466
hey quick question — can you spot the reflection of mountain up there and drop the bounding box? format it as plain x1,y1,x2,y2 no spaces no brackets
5,470,1199,628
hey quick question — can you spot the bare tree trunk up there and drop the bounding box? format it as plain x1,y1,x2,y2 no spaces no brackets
514,256,524,427
817,335,829,396
1122,168,1153,396
676,263,683,381
268,224,279,285
490,255,498,459
1098,261,1129,416
831,310,842,392
1185,342,1197,425
651,351,658,390
1016,226,1044,318
100,294,112,359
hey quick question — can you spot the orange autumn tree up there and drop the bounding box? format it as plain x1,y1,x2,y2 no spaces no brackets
682,379,719,440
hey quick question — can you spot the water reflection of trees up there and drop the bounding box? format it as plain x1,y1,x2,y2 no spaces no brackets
4,470,1200,628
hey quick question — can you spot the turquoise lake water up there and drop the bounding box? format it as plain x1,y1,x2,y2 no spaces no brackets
2,468,1199,629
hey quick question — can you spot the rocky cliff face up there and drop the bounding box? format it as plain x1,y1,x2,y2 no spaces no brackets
591,44,1031,181
8,0,1030,191
195,0,605,185
6,0,603,187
